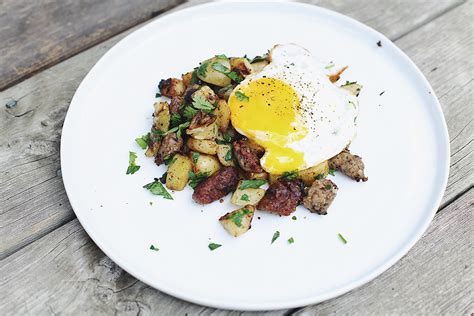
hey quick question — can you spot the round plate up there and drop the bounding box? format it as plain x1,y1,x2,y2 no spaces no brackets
61,1,449,311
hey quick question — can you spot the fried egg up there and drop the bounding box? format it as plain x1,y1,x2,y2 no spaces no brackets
228,44,359,174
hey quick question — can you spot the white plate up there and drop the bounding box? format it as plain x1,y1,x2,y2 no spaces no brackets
61,1,449,311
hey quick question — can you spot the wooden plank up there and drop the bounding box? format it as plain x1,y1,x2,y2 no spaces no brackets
0,0,184,91
0,190,471,315
0,0,467,260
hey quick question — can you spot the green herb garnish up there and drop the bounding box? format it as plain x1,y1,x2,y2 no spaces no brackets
170,113,181,127
197,61,209,77
226,71,242,83
188,171,209,189
288,237,295,244
192,96,215,112
163,154,176,166
342,80,357,86
149,245,159,251
155,92,161,98
315,173,326,180
235,91,249,102
250,54,268,63
192,152,200,163
208,243,222,251
211,62,230,73
190,69,199,85
183,105,198,120
281,170,298,181
227,208,250,227
143,180,173,200
135,133,150,150
271,231,280,244
328,169,336,176
215,54,229,60
338,233,347,244
216,133,232,144
239,179,266,189
325,184,333,190
240,194,250,202
292,216,297,220
225,148,233,161
325,63,335,69
126,151,140,175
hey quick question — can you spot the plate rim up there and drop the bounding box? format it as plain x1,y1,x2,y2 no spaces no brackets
60,1,450,311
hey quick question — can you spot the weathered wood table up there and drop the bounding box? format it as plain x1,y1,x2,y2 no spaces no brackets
1,0,472,314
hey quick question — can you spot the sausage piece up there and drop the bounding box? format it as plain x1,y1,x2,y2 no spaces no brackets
169,96,184,115
329,149,368,182
257,180,304,216
192,167,240,204
233,139,265,173
302,179,338,215
154,132,183,166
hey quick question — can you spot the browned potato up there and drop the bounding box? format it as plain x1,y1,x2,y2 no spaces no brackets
216,144,235,167
192,153,221,175
197,57,231,87
250,60,269,73
244,171,269,181
230,57,252,78
187,138,218,155
192,85,218,104
219,205,255,237
166,154,192,191
298,161,330,185
159,78,185,97
213,99,231,132
231,182,265,206
153,101,170,132
186,121,218,140
145,142,160,158
181,71,194,88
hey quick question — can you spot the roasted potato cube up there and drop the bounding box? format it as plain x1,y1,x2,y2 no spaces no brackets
340,83,363,97
230,57,252,79
250,60,269,73
298,161,330,185
159,78,185,97
192,85,218,105
187,138,218,155
244,171,269,181
153,102,170,132
219,205,255,237
166,154,192,191
192,153,221,175
145,142,160,158
187,120,218,140
231,183,265,206
217,144,235,167
213,99,231,132
197,57,231,87
182,71,194,88
268,173,280,184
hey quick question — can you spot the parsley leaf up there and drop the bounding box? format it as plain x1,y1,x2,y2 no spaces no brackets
208,243,222,251
192,152,200,163
288,237,295,244
149,245,159,251
176,121,190,138
216,133,232,144
215,54,229,60
188,171,209,189
143,180,173,200
324,184,333,190
225,147,233,161
170,113,181,127
190,69,199,85
192,96,215,112
183,105,198,120
240,194,250,201
163,154,176,166
271,231,280,244
292,216,297,220
250,54,268,63
235,91,249,102
315,173,326,180
135,133,150,150
227,208,250,227
328,169,336,176
226,71,242,83
126,151,140,175
211,62,230,73
325,63,335,69
281,170,298,181
239,179,266,189
155,92,161,98
338,233,348,244
197,62,209,77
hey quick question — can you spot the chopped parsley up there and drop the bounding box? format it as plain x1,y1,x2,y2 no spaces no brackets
211,62,230,73
328,169,336,176
163,121,190,138
149,245,159,251
227,208,250,227
155,92,161,98
342,81,358,86
235,91,249,102
315,173,326,180
170,113,181,127
288,237,295,244
143,180,173,200
192,95,215,112
208,243,222,251
338,233,348,244
325,63,335,69
239,179,266,189
250,54,268,63
216,133,232,144
215,54,229,60
271,231,280,244
126,151,140,175
281,170,298,181
188,171,209,189
197,61,209,77
135,133,150,150
163,154,176,166
190,69,199,85
292,216,297,220
240,194,250,201
226,71,242,83
225,147,233,161
191,152,200,163
183,105,198,120
324,184,333,190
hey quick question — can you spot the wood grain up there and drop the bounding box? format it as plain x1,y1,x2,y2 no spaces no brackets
0,0,184,91
0,0,467,260
0,189,471,315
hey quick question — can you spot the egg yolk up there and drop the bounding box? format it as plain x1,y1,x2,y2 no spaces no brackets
229,77,308,174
